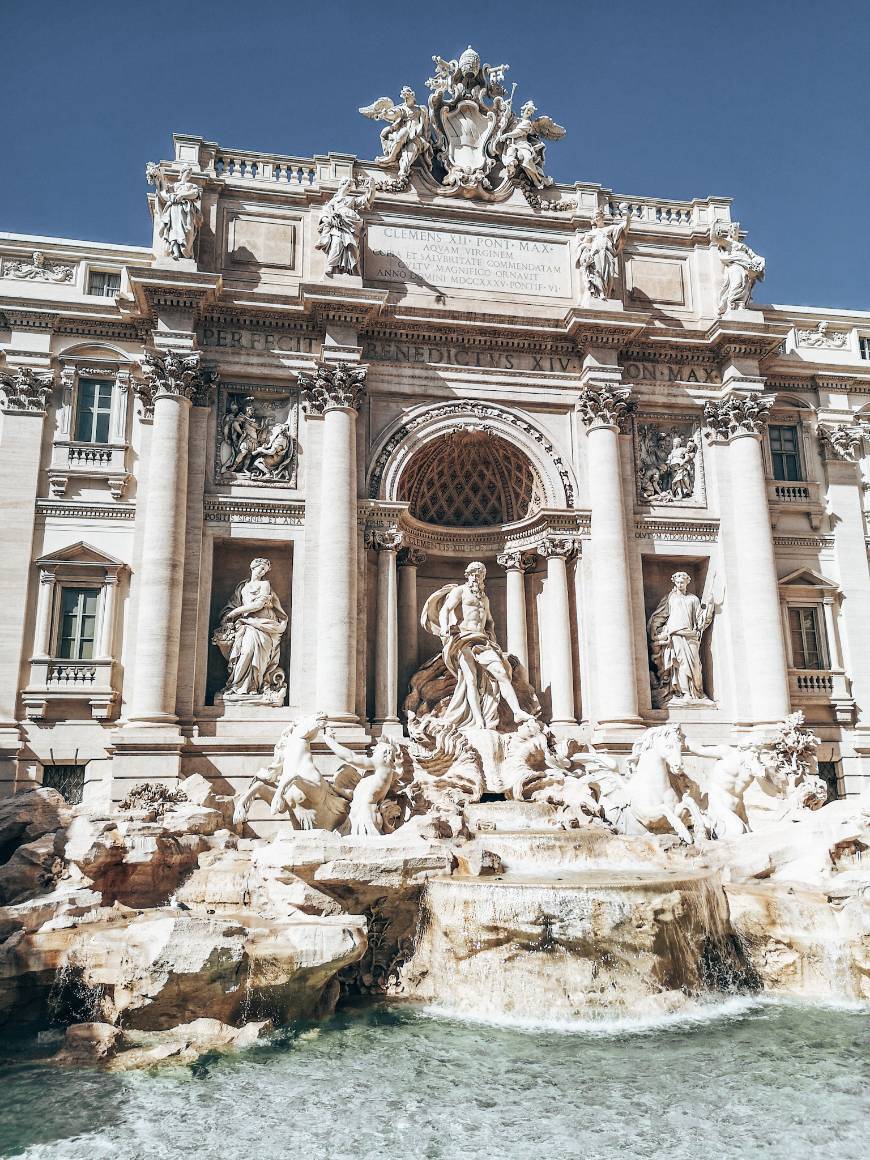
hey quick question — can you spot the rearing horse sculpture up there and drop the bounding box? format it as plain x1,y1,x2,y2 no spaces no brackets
598,724,708,844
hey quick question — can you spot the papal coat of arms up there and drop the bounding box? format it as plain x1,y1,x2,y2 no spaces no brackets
360,46,566,201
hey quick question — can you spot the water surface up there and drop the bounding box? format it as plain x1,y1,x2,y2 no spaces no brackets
0,999,866,1160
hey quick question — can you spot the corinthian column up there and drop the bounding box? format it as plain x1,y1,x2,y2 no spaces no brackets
127,351,214,724
577,380,641,728
536,538,578,727
497,550,535,671
397,547,426,710
704,390,790,724
300,362,367,723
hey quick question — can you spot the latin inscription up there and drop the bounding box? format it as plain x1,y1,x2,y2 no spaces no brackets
365,224,572,298
201,327,315,353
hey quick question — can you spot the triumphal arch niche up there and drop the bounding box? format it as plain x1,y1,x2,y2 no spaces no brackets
2,41,869,812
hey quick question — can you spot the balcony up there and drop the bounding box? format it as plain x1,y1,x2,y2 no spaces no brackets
767,479,825,531
47,440,129,500
22,658,117,721
788,667,855,724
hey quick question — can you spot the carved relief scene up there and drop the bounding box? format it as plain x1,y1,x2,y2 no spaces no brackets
634,418,704,506
215,386,298,485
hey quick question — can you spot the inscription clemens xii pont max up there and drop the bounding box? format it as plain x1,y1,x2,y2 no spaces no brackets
365,224,572,297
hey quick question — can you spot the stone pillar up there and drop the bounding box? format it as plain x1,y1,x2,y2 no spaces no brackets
819,424,870,747
299,361,367,723
97,573,119,661
576,378,642,729
32,570,55,661
0,366,53,783
126,351,212,725
367,529,403,733
537,538,577,727
497,551,535,671
397,547,426,710
704,390,790,724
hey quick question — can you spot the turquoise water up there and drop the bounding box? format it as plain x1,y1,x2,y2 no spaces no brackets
0,999,866,1160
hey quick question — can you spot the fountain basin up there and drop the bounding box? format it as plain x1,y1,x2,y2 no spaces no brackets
402,867,748,1020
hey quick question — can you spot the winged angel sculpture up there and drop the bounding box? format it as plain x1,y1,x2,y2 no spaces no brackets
359,46,566,201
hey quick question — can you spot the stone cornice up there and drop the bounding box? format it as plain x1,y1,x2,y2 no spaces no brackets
36,499,136,521
125,266,223,321
703,317,789,361
563,306,647,349
203,495,305,525
299,282,388,331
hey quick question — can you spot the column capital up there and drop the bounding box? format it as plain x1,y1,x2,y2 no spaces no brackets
576,384,634,432
536,536,579,560
299,361,367,415
497,550,537,572
818,422,866,463
703,390,774,443
397,546,427,568
365,527,404,552
0,367,54,414
136,350,217,419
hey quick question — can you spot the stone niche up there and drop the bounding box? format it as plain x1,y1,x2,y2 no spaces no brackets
206,541,293,707
642,556,714,705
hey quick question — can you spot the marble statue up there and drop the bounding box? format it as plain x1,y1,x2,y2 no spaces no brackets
269,715,357,830
2,250,73,283
212,558,288,704
421,561,534,731
576,206,630,301
648,572,714,705
690,738,783,838
504,719,618,823
359,88,432,180
316,176,374,276
147,163,203,261
713,222,765,314
494,99,565,190
322,734,405,836
604,724,708,844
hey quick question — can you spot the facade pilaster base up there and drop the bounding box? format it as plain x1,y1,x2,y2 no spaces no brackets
108,727,185,789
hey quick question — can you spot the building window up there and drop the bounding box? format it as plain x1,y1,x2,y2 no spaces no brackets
57,587,100,660
859,337,870,361
788,605,827,670
87,270,121,297
817,761,841,803
42,764,85,805
769,424,803,481
74,379,113,444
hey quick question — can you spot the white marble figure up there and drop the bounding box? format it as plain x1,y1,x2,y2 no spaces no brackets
648,572,713,704
316,176,375,276
322,734,404,836
218,398,295,482
691,739,784,838
421,561,534,731
714,223,765,314
147,163,203,261
495,100,566,190
604,724,708,844
638,428,698,503
505,719,618,822
212,558,288,704
359,88,432,179
2,250,73,283
576,207,630,301
269,715,357,831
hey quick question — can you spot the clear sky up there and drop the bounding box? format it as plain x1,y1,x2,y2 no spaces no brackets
1,0,867,310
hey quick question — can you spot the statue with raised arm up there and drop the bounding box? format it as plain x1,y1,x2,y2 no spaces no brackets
359,88,432,180
269,713,358,831
688,738,784,838
212,558,288,704
648,571,714,705
420,561,535,732
322,734,405,836
496,100,565,190
147,162,203,261
316,175,375,276
576,206,630,301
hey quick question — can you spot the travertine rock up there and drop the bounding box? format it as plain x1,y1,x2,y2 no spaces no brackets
51,1017,273,1070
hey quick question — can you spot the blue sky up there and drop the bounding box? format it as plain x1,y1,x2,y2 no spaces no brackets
1,0,867,309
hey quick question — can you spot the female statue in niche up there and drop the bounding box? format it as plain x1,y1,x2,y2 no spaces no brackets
212,558,288,704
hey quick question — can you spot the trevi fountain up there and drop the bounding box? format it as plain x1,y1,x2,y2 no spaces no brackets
0,43,866,1160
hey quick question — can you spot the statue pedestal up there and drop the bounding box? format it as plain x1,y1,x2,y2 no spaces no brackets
151,256,199,273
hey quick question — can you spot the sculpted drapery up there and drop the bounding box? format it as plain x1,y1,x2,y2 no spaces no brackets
213,558,288,703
